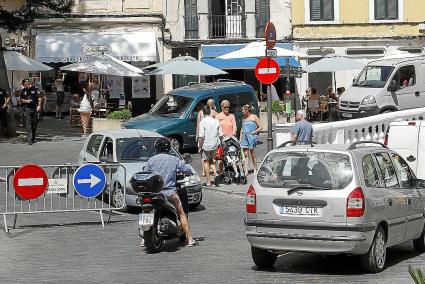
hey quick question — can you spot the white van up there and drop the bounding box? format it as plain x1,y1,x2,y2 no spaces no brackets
339,56,425,119
386,120,425,179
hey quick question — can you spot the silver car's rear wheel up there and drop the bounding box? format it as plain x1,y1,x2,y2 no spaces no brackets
361,226,386,273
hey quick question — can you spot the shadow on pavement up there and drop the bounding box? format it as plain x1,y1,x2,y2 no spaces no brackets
250,244,421,276
3,219,134,238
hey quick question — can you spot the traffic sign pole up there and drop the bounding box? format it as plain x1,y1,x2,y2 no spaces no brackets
264,22,278,151
266,85,273,152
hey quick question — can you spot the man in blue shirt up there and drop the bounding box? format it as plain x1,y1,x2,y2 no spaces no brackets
143,138,198,247
291,110,313,144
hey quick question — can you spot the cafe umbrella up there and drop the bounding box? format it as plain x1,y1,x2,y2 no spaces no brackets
144,56,227,76
4,51,52,89
303,55,365,91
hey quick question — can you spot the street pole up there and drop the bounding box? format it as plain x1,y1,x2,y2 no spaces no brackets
267,84,273,152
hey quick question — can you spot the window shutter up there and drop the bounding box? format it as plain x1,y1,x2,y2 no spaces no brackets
322,0,334,21
310,0,321,21
185,0,198,39
375,0,398,20
256,0,270,37
387,0,398,19
310,0,333,21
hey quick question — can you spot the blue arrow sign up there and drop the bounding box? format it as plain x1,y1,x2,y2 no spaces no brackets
73,164,106,198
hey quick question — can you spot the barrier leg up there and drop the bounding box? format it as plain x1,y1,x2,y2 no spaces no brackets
99,210,104,228
107,210,112,224
3,214,8,233
13,214,17,229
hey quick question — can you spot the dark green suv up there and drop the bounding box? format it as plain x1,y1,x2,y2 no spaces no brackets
123,81,259,150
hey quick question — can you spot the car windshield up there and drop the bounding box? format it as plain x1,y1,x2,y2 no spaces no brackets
150,94,194,118
116,137,179,162
352,66,394,88
257,151,353,189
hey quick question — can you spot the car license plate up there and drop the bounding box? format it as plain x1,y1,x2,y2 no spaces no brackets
279,206,320,216
138,213,154,226
341,112,352,118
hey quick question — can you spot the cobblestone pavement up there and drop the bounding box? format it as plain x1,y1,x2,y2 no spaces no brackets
0,117,424,283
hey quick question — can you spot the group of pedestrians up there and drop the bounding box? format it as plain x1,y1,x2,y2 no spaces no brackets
196,99,263,187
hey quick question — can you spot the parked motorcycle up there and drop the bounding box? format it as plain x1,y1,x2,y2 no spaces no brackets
131,172,190,253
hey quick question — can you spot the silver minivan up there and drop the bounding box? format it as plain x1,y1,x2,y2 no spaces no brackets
339,55,425,119
245,141,425,273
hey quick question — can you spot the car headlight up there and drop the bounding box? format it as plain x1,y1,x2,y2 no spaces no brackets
189,174,201,184
361,95,376,105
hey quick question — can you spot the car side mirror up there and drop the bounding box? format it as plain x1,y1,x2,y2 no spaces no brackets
181,153,192,164
387,80,398,92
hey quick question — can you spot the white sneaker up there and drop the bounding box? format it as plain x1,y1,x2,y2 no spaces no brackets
140,239,145,247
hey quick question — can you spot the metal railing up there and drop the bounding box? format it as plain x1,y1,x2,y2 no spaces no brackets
274,108,425,148
209,15,245,39
0,163,126,232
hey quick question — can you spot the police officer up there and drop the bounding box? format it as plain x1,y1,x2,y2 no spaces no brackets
0,87,10,136
20,79,42,145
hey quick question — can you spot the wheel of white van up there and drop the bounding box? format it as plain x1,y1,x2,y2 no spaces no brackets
111,183,127,212
168,136,181,152
251,246,277,269
361,226,387,273
413,225,425,253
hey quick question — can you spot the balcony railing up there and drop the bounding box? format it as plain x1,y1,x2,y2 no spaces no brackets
275,108,425,148
209,15,245,39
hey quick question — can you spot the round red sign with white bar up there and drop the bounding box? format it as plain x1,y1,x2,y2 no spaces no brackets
255,57,280,85
13,164,48,200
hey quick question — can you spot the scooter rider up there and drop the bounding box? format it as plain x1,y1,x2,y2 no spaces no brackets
143,138,198,247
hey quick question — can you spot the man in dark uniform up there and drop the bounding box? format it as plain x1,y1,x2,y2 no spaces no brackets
0,87,10,136
20,79,42,145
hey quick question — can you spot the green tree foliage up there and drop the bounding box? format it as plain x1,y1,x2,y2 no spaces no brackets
0,0,75,91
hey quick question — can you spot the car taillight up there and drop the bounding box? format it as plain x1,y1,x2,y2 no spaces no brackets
143,197,152,203
246,185,256,213
346,187,365,217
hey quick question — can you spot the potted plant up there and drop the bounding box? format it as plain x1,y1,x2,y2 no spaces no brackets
92,109,132,132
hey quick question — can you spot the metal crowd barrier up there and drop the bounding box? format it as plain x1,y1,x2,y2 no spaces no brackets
0,163,126,232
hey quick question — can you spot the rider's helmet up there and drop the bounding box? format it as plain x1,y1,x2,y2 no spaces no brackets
154,137,171,154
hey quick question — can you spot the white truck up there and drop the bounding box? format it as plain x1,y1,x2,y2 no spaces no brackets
386,120,425,179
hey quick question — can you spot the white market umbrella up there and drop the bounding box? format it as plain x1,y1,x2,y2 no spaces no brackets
304,55,365,91
4,51,52,72
304,55,365,73
4,51,52,92
144,56,227,76
60,54,143,77
217,41,307,59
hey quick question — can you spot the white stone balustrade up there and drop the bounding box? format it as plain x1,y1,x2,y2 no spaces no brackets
274,108,425,148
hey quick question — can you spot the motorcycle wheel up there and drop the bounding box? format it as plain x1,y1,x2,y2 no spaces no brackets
143,220,164,254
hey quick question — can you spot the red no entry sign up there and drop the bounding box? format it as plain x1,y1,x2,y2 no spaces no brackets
255,57,280,85
13,164,48,200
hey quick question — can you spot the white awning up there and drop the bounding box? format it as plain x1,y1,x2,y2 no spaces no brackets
35,31,157,63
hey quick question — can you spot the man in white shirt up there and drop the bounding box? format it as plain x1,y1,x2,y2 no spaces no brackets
198,105,223,186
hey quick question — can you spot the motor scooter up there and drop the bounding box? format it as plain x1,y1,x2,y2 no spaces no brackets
131,172,190,253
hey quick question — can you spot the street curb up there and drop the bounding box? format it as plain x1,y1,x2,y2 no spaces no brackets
202,185,246,196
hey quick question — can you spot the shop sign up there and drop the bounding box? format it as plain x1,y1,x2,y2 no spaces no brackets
82,44,111,55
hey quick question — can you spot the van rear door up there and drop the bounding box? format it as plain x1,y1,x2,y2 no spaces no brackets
387,121,420,176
